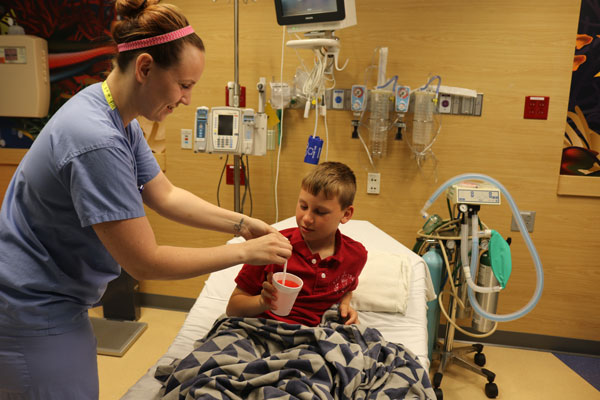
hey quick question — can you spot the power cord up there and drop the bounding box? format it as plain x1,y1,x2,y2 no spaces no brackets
216,154,229,207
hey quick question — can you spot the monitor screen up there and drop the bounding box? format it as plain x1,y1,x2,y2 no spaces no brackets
274,0,345,26
217,114,234,136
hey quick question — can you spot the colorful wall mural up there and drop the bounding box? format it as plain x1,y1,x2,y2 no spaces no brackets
563,0,600,177
0,1,116,148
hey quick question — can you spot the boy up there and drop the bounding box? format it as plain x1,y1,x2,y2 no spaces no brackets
226,161,367,326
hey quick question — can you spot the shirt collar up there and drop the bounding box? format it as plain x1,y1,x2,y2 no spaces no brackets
288,228,344,266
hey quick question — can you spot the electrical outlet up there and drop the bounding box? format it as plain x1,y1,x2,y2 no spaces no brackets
367,172,380,194
511,211,535,233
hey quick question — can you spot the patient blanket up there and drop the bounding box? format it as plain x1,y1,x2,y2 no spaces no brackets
155,307,435,400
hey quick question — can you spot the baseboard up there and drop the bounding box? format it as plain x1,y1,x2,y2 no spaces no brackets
138,292,196,312
438,324,600,357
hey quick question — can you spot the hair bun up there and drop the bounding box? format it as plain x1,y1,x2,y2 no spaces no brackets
115,0,154,20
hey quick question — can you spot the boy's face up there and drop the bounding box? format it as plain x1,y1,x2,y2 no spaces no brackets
295,189,353,246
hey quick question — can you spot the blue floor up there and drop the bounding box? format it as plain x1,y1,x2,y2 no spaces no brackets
553,353,600,392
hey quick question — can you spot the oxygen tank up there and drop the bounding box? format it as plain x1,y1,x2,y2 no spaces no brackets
422,245,444,361
472,251,500,332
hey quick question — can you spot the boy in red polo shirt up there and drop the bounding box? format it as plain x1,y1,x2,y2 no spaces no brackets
226,161,367,326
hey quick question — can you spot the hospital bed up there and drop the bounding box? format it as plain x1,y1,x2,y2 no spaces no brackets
122,217,435,399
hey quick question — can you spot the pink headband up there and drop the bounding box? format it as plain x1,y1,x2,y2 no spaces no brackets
117,25,195,52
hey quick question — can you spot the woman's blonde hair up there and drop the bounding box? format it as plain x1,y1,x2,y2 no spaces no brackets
301,162,356,210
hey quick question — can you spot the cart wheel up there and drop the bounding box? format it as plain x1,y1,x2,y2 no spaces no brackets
474,352,486,366
485,382,498,398
434,387,443,400
433,372,443,388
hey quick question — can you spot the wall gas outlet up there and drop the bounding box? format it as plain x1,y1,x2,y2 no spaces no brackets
181,128,192,149
226,164,245,185
524,96,549,120
332,89,345,109
367,172,380,194
511,210,535,233
438,94,452,114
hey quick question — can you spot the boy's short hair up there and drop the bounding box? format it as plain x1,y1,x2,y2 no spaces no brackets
301,161,356,209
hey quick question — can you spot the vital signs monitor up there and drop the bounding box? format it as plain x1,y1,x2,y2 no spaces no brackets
274,0,357,33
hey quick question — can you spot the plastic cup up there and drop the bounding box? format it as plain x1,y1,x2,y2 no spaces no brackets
271,272,303,316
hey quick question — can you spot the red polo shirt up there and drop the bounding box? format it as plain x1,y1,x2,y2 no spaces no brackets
234,227,368,326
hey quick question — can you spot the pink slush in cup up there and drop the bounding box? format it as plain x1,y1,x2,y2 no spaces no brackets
271,272,303,316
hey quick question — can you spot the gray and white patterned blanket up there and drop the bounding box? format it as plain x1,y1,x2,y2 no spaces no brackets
155,307,435,400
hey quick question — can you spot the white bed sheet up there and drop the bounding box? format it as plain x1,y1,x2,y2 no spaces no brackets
122,218,431,400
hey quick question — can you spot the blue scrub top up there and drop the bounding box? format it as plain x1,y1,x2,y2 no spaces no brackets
0,83,160,336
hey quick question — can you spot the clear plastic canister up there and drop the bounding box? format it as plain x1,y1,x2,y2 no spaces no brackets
369,89,392,158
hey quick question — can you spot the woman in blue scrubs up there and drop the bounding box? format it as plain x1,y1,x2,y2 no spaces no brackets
0,1,292,398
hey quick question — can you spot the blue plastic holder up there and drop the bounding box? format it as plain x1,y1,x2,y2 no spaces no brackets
304,135,323,165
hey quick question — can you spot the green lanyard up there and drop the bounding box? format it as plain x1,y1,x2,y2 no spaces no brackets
102,80,117,110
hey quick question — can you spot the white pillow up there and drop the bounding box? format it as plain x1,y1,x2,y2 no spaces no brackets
350,250,412,314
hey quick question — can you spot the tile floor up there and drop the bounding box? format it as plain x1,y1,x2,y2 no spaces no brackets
94,307,599,399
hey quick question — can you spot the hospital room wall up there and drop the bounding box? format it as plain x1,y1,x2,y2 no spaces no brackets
138,0,600,342
0,0,596,344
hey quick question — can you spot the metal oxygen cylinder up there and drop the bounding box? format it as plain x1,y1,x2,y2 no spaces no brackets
422,244,443,361
472,250,500,332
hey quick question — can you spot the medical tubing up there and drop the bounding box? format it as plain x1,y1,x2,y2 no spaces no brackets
312,97,318,137
438,239,463,308
274,26,286,223
324,105,329,161
357,66,376,169
421,173,544,322
438,291,498,338
418,75,442,98
377,75,398,90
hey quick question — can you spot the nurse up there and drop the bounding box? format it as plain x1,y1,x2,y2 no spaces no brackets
0,0,291,398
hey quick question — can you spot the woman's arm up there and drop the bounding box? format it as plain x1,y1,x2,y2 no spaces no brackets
92,217,291,281
141,171,275,240
93,171,292,280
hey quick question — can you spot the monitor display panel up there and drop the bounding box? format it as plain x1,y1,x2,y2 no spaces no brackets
217,114,234,136
274,0,346,26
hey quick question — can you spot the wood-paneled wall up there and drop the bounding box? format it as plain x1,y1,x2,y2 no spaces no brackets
147,0,597,341
3,0,598,342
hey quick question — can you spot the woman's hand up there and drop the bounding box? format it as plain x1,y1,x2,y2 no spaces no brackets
241,232,292,266
237,217,279,240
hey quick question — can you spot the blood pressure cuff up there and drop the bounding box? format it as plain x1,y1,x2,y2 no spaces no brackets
489,230,512,288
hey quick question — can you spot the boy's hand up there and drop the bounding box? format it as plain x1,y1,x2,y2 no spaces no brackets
339,303,359,325
259,272,278,312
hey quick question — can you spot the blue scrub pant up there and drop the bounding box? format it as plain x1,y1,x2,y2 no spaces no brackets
0,318,99,400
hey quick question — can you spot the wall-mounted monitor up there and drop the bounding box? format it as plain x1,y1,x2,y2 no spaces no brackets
274,0,357,33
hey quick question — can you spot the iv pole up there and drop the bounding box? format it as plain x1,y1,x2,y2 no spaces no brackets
232,0,241,213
